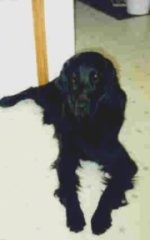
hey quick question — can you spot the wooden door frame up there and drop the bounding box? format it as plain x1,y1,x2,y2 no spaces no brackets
32,0,49,86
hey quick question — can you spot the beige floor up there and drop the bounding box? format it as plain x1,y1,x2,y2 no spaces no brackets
75,3,150,239
75,2,150,98
0,2,150,240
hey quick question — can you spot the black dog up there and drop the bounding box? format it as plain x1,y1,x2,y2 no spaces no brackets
0,52,137,234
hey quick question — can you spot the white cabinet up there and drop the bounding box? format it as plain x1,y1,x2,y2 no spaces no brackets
0,0,75,96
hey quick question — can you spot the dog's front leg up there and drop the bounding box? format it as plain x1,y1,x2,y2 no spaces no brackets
0,87,38,107
91,176,123,235
0,81,55,108
91,145,138,235
54,153,86,232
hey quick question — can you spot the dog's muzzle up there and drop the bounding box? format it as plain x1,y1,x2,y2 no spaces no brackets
73,94,90,117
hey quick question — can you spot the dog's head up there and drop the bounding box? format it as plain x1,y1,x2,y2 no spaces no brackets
55,52,119,118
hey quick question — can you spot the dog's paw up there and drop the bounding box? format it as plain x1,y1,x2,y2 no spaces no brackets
66,206,86,232
0,96,15,107
91,208,112,235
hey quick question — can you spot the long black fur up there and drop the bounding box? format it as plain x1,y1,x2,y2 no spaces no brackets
0,52,138,234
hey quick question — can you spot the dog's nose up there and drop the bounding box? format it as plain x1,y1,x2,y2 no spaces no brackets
78,93,88,101
78,94,89,112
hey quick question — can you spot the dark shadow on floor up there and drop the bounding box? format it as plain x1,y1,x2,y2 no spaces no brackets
78,0,148,20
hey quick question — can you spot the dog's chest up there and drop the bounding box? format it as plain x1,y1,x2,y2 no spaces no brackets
72,119,102,156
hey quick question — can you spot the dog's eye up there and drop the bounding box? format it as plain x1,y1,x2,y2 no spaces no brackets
91,73,100,84
71,73,78,86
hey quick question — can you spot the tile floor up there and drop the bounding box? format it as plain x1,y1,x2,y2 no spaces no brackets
0,2,150,239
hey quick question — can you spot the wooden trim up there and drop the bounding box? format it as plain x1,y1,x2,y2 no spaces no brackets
32,0,49,85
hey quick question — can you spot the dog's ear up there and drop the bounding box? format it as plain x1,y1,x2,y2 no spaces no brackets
101,58,126,112
103,58,119,92
54,63,70,95
103,59,121,99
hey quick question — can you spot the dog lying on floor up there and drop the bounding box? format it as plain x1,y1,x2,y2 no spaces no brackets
0,52,138,234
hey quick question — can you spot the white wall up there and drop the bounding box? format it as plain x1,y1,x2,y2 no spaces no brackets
0,0,75,97
45,0,75,80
